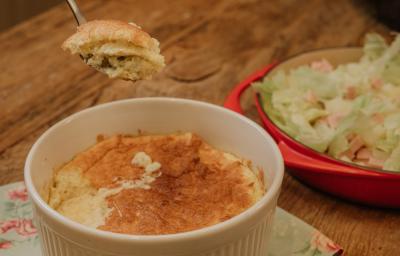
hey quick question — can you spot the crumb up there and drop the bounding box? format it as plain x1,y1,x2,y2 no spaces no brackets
97,134,105,142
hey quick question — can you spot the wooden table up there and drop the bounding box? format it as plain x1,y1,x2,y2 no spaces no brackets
0,0,399,255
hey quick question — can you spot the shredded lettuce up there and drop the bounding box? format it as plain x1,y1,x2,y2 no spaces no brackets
254,33,400,171
383,144,400,171
363,33,388,60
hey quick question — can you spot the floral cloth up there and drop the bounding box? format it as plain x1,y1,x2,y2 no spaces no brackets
0,182,342,256
0,184,39,255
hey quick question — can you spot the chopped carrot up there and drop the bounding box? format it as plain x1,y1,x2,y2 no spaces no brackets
305,90,318,104
371,79,383,90
356,148,372,160
310,59,333,73
372,113,385,124
368,157,385,169
344,135,364,159
344,86,357,100
326,113,344,128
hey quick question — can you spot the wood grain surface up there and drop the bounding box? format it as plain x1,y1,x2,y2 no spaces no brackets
0,0,62,32
0,0,398,255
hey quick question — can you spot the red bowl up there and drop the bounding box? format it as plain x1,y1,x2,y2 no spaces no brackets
224,48,400,208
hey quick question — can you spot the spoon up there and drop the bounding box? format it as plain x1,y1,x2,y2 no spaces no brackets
65,0,87,25
62,0,164,81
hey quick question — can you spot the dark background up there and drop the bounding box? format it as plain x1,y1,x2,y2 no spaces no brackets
0,0,62,31
1,0,399,32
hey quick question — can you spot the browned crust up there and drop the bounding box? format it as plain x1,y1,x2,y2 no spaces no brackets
64,133,264,235
62,19,158,51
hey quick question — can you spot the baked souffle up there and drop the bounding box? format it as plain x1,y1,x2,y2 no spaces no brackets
48,132,265,235
62,20,165,81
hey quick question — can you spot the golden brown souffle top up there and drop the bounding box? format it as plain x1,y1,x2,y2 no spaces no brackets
49,133,264,235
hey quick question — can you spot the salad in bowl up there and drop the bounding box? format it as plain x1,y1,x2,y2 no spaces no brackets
254,33,400,172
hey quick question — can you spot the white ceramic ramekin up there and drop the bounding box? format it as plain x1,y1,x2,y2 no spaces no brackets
24,98,284,256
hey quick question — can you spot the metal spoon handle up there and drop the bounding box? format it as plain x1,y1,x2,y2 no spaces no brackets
65,0,87,25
